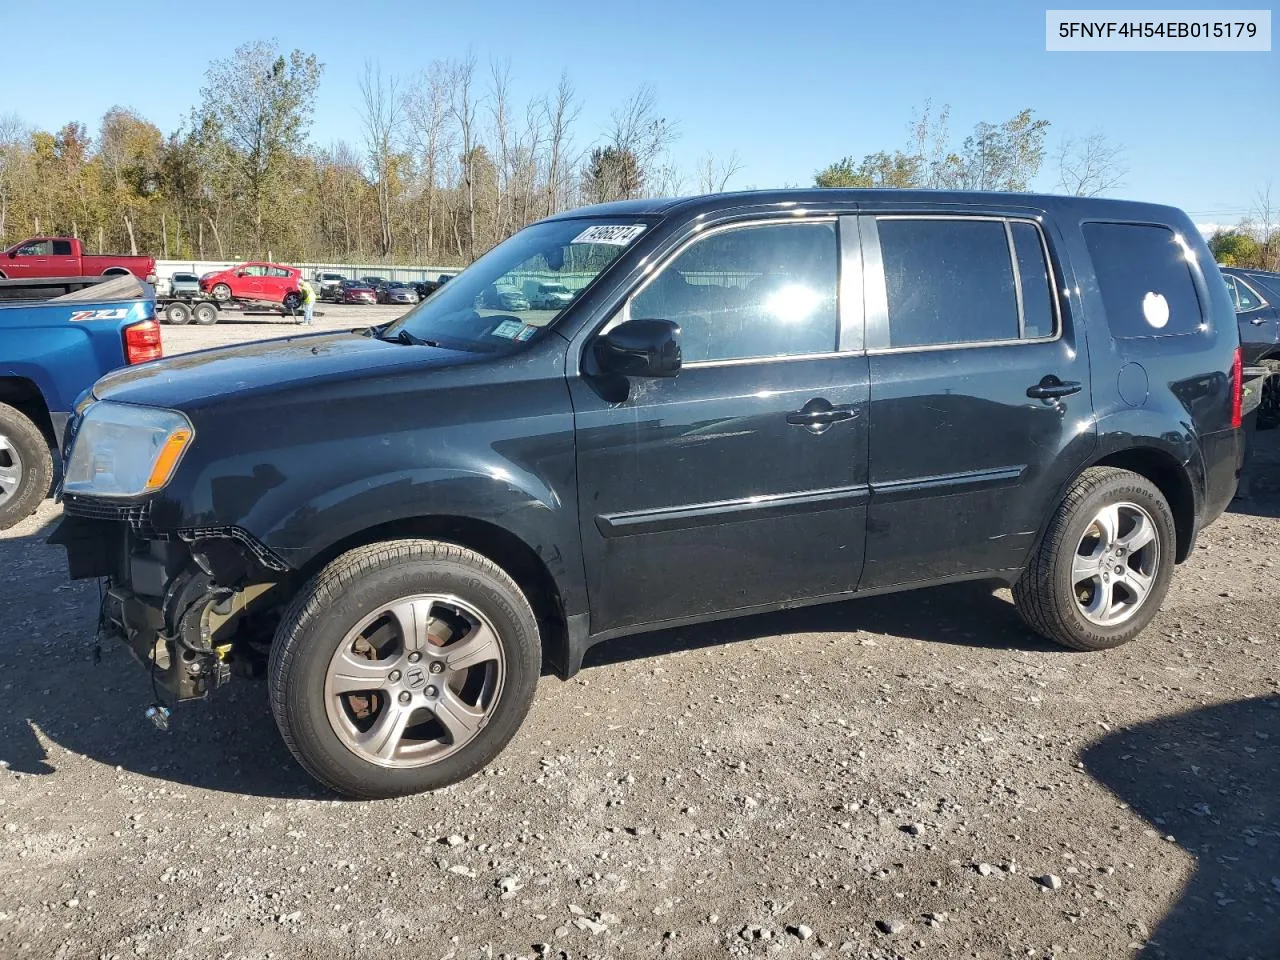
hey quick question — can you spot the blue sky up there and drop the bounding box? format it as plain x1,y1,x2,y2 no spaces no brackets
3,0,1275,230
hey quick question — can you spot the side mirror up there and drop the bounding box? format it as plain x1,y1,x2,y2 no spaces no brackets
236,270,247,277
593,318,681,378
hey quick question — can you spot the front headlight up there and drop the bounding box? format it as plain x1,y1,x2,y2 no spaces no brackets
64,402,194,498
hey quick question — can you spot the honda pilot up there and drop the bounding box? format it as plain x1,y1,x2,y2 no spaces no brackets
50,190,1245,798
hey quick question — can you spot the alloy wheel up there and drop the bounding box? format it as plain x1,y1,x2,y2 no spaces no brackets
1071,501,1160,627
323,594,505,768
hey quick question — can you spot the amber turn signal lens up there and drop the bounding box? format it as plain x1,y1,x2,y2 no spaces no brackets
145,428,193,490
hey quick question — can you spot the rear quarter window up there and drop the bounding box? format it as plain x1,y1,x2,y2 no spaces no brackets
1083,222,1204,338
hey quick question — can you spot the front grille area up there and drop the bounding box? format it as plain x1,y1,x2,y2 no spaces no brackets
62,495,159,538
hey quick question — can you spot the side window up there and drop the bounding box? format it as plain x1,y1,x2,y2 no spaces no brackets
242,265,267,277
1234,278,1264,312
1011,222,1056,339
878,219,1020,347
631,221,838,364
16,240,51,256
267,267,291,278
1083,223,1204,338
51,240,73,255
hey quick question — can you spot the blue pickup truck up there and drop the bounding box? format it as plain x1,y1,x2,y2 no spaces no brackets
0,275,163,528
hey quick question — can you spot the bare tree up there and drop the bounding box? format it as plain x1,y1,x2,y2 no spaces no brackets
907,100,952,189
541,72,581,217
403,62,454,260
608,86,678,197
488,59,515,245
1056,132,1128,197
695,150,744,193
1248,182,1279,271
0,113,32,243
358,61,403,256
448,53,480,261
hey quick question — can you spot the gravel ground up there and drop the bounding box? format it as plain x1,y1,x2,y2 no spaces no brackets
0,313,1277,960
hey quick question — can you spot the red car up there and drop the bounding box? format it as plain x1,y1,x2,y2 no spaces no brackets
199,262,302,308
338,281,377,304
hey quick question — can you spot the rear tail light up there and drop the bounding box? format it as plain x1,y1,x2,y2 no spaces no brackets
1230,346,1243,429
124,318,163,365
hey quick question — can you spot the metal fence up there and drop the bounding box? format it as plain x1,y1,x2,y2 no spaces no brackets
156,260,459,284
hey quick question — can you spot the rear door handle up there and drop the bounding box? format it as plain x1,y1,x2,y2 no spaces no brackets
1026,376,1082,400
786,398,856,434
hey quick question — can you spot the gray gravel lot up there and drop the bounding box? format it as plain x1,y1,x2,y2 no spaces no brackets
0,311,1277,960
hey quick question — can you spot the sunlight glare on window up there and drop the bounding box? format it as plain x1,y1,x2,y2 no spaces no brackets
764,283,823,324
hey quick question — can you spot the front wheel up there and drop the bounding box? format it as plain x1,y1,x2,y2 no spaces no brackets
211,283,232,302
268,540,542,799
1014,467,1175,651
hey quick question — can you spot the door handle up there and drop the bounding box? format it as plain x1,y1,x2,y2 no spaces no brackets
1026,376,1082,400
786,398,856,434
1250,317,1268,326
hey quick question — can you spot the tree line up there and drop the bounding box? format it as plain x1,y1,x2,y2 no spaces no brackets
0,41,699,266
0,41,1272,270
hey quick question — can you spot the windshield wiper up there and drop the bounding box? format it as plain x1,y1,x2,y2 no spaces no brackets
386,329,440,347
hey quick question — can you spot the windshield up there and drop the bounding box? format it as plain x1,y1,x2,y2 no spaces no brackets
383,218,649,352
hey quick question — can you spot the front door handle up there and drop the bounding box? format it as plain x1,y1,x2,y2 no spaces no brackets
1026,376,1083,400
1250,317,1268,326
786,398,856,434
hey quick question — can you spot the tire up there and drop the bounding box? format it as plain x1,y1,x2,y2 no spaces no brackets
163,301,192,325
211,283,232,303
0,402,54,531
268,539,542,799
1014,467,1176,651
192,302,219,325
282,292,302,313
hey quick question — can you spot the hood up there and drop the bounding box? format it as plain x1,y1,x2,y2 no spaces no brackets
92,330,476,411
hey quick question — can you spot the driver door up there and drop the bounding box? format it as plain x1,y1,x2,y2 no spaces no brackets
570,217,870,634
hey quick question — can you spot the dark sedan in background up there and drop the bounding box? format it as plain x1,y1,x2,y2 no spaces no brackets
376,281,419,305
337,280,377,305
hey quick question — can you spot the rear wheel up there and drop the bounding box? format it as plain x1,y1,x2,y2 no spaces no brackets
1014,467,1175,651
0,402,53,531
163,301,192,325
192,302,219,325
268,539,541,799
282,292,302,313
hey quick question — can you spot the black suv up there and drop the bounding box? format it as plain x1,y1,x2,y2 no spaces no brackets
51,190,1245,798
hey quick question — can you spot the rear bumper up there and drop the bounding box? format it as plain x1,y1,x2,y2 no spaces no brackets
1199,424,1246,530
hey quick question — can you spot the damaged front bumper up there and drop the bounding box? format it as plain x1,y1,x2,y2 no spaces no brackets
49,499,288,702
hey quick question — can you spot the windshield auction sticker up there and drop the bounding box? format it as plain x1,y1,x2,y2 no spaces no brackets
571,224,647,246
1046,9,1271,50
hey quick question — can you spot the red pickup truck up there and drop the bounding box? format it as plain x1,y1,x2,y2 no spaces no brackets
0,237,156,283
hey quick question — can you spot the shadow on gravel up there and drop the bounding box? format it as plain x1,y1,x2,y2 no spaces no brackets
584,580,1058,670
0,515,324,799
1082,696,1280,960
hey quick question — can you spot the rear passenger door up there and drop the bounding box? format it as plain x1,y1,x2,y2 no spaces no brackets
858,213,1095,589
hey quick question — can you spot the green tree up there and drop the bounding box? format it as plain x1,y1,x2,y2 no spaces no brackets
1210,229,1262,267
197,40,322,254
814,105,1050,194
583,145,642,203
814,157,868,188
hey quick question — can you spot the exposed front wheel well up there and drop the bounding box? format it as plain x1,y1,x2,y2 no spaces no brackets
296,516,570,677
1088,448,1197,562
